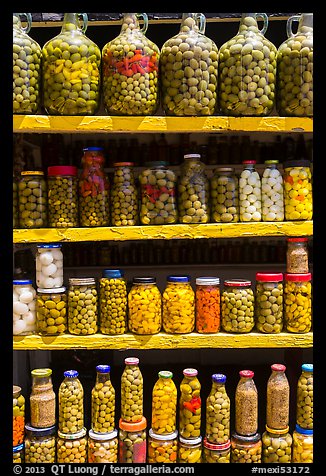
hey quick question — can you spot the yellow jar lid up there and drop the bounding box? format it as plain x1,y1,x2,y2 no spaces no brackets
31,368,52,378
21,171,44,176
265,424,289,435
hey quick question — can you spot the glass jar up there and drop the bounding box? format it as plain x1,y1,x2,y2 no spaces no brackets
203,438,231,463
88,429,118,463
276,13,313,117
231,432,262,463
160,13,218,116
206,373,230,444
30,368,56,429
239,160,262,222
162,275,195,334
283,160,313,220
195,277,220,333
91,365,115,433
139,161,178,225
151,371,177,435
121,357,143,423
148,429,178,463
18,171,47,228
218,13,277,116
13,385,25,446
68,278,98,335
99,269,127,335
266,364,290,430
42,13,101,115
13,176,19,228
178,436,202,463
47,165,79,227
119,416,147,463
221,279,255,333
178,154,210,223
262,426,292,463
13,279,36,336
286,237,309,273
36,287,67,335
25,424,56,463
128,277,162,335
284,273,312,333
13,444,24,463
296,363,313,429
255,273,283,334
36,244,63,289
261,160,284,222
57,427,87,463
179,368,201,439
235,370,258,436
59,370,84,434
292,425,313,463
111,162,138,226
210,167,239,223
13,13,41,114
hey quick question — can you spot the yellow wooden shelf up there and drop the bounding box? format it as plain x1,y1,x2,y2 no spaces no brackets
13,115,313,134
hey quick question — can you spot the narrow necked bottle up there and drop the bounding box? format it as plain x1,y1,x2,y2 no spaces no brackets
91,365,115,433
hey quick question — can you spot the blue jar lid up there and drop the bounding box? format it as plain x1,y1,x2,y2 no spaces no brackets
13,444,24,453
295,424,313,435
37,244,62,248
212,373,226,384
167,275,190,283
102,269,124,278
302,363,313,372
25,423,56,436
13,279,32,285
96,365,111,373
64,370,78,378
83,147,103,151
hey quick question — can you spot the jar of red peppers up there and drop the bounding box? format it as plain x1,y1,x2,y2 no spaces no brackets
195,277,221,333
79,147,110,227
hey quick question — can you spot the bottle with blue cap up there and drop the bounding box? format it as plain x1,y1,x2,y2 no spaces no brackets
162,275,195,334
206,373,230,445
292,424,313,463
296,363,313,429
99,269,127,335
58,370,84,434
91,365,115,433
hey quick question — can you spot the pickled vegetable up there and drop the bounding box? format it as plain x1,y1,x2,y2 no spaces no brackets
58,370,84,434
231,432,262,463
206,374,230,444
255,273,283,334
239,160,262,222
283,160,312,220
203,439,231,463
178,436,202,463
36,287,67,335
13,280,37,336
148,430,178,463
195,277,220,333
179,368,201,439
99,270,127,335
111,162,138,226
88,429,118,463
13,177,19,228
128,277,162,335
121,357,143,423
262,428,292,463
47,166,79,228
91,365,115,433
163,276,195,333
284,274,312,333
36,244,64,289
119,417,147,463
18,171,47,228
151,371,177,435
221,280,255,333
292,425,313,463
211,167,239,223
296,364,313,429
57,428,87,463
261,160,284,222
13,386,25,446
68,278,98,335
25,424,56,463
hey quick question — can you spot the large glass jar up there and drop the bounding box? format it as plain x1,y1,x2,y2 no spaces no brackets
36,244,63,289
18,171,47,228
119,416,147,463
284,273,312,333
195,277,220,333
121,357,143,423
296,363,313,429
266,364,290,430
79,147,110,227
148,429,178,463
231,432,262,463
239,160,262,222
139,161,177,225
91,365,115,433
255,273,283,334
179,368,201,439
210,167,239,223
42,13,101,115
30,368,56,429
88,429,118,463
13,279,36,336
178,436,202,463
13,385,25,446
128,277,162,335
292,425,313,463
111,162,138,226
262,426,292,463
13,444,24,463
261,160,284,222
162,275,195,334
221,279,255,333
203,438,231,463
286,237,309,273
160,13,218,116
102,13,160,115
151,370,177,435
276,13,313,117
235,370,258,436
13,13,41,114
13,176,19,228
178,154,210,223
57,427,87,463
25,424,56,463
68,278,98,335
206,373,230,444
99,269,127,335
218,13,277,116
36,287,67,335
59,370,84,434
283,159,313,220
47,165,79,227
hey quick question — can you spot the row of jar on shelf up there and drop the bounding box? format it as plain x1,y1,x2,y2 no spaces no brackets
13,151,313,229
13,12,313,118
13,361,313,463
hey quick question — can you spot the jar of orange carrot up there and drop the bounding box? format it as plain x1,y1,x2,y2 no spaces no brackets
195,277,221,333
13,385,25,446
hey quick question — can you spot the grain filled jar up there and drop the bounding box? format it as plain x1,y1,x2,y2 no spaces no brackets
151,370,177,435
30,368,56,429
284,273,312,333
111,162,138,226
121,357,143,423
203,438,231,463
206,373,230,444
163,275,195,334
57,427,87,463
292,425,313,463
99,269,127,335
13,444,24,463
68,278,98,335
36,244,63,289
13,385,25,446
235,370,258,436
13,175,19,227
24,424,56,463
128,277,162,335
262,426,292,463
221,279,255,333
47,165,79,227
18,171,47,228
13,279,36,336
261,160,284,222
255,273,283,334
231,432,262,463
195,277,220,333
178,436,202,463
283,159,313,220
118,416,147,463
210,167,239,223
88,429,118,463
58,370,84,434
296,363,313,429
286,237,309,273
148,429,178,463
36,287,67,335
266,364,290,430
179,368,201,439
91,365,115,433
239,160,262,222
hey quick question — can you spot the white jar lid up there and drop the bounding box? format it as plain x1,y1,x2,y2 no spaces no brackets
179,435,202,445
149,428,178,440
37,287,66,293
184,154,201,159
196,277,220,286
58,427,87,439
89,429,118,440
69,278,96,286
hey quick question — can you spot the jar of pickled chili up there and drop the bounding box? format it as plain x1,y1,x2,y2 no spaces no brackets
148,429,178,463
195,277,220,333
162,275,195,334
13,385,25,446
179,368,201,439
128,277,162,335
151,370,177,435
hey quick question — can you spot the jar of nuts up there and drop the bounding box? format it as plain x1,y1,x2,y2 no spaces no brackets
292,425,313,463
221,279,255,333
255,273,283,334
235,370,258,437
296,364,313,429
210,167,239,223
151,371,177,435
286,237,309,274
111,162,138,226
58,370,84,434
148,429,178,463
128,277,162,335
88,428,118,463
47,166,79,227
30,368,56,429
266,364,290,430
36,287,67,335
18,171,47,228
163,275,195,334
239,160,262,222
25,424,56,463
231,432,262,463
205,373,230,445
178,435,202,463
99,269,127,335
91,365,115,434
179,368,201,439
68,278,98,335
203,438,231,463
283,160,313,221
262,426,292,463
118,416,147,463
121,357,143,423
57,427,88,463
284,273,312,333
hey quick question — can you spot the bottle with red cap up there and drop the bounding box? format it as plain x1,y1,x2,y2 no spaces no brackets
284,273,312,333
266,364,290,430
47,165,79,227
235,370,258,437
286,237,309,274
239,160,262,222
255,272,283,334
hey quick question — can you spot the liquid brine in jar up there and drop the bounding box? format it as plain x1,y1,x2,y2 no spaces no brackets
91,365,115,434
111,162,138,226
163,276,195,334
121,357,143,423
296,364,313,429
151,371,177,435
206,374,230,444
128,277,162,335
266,364,290,430
235,370,258,436
30,368,56,429
99,269,127,335
179,368,201,439
58,370,84,434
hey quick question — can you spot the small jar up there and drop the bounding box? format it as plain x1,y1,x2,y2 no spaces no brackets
13,279,36,336
284,273,312,333
36,244,63,289
239,160,262,222
13,385,25,446
121,357,143,423
13,175,19,228
296,363,313,429
91,365,115,433
292,425,313,463
266,364,290,430
58,370,84,434
203,438,231,463
24,424,56,463
119,416,147,463
255,273,283,334
148,429,178,463
231,432,262,463
47,165,79,227
262,426,292,463
18,171,47,228
235,370,258,437
210,167,239,223
286,237,309,273
88,429,118,463
128,277,162,335
179,368,201,439
261,160,284,222
163,275,195,334
99,269,127,335
57,427,88,463
206,373,230,445
36,287,67,335
283,159,313,220
178,435,202,463
30,368,56,429
111,162,138,226
151,370,177,435
13,444,24,463
68,278,98,335
221,279,255,333
195,277,221,333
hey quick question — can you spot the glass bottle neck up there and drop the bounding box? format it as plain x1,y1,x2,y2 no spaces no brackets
298,13,313,33
239,13,260,34
32,376,52,390
13,14,22,30
121,13,140,33
61,13,82,33
180,13,200,33
96,372,111,385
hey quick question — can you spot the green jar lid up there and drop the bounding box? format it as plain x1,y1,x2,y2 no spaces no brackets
158,370,173,379
31,368,52,378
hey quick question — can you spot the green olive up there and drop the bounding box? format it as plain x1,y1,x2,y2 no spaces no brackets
48,175,79,227
99,277,127,334
18,175,47,228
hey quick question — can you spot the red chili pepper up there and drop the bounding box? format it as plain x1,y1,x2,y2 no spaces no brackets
183,396,201,413
129,54,143,63
136,63,146,75
131,63,138,74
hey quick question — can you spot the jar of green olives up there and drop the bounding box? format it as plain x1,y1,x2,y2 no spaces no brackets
68,278,98,335
118,416,147,463
25,424,56,463
57,427,87,463
231,432,262,463
205,374,230,445
221,280,255,333
59,370,84,434
36,287,67,335
121,357,143,423
210,167,239,223
203,438,231,463
111,162,138,226
262,426,292,463
296,364,313,429
99,269,127,335
13,175,19,228
255,273,283,334
18,171,47,228
91,365,115,434
47,166,79,227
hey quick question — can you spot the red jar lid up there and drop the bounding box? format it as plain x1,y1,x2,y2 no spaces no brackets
48,166,78,176
224,279,251,287
239,370,254,378
271,364,286,372
285,273,311,282
256,273,283,282
113,162,134,167
287,237,309,242
242,160,256,164
203,437,231,450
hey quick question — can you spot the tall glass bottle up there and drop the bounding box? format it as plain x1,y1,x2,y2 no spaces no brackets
121,357,143,423
91,365,115,433
266,364,290,430
235,370,258,436
206,374,230,444
58,370,84,434
179,368,201,439
151,371,178,435
296,364,313,429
